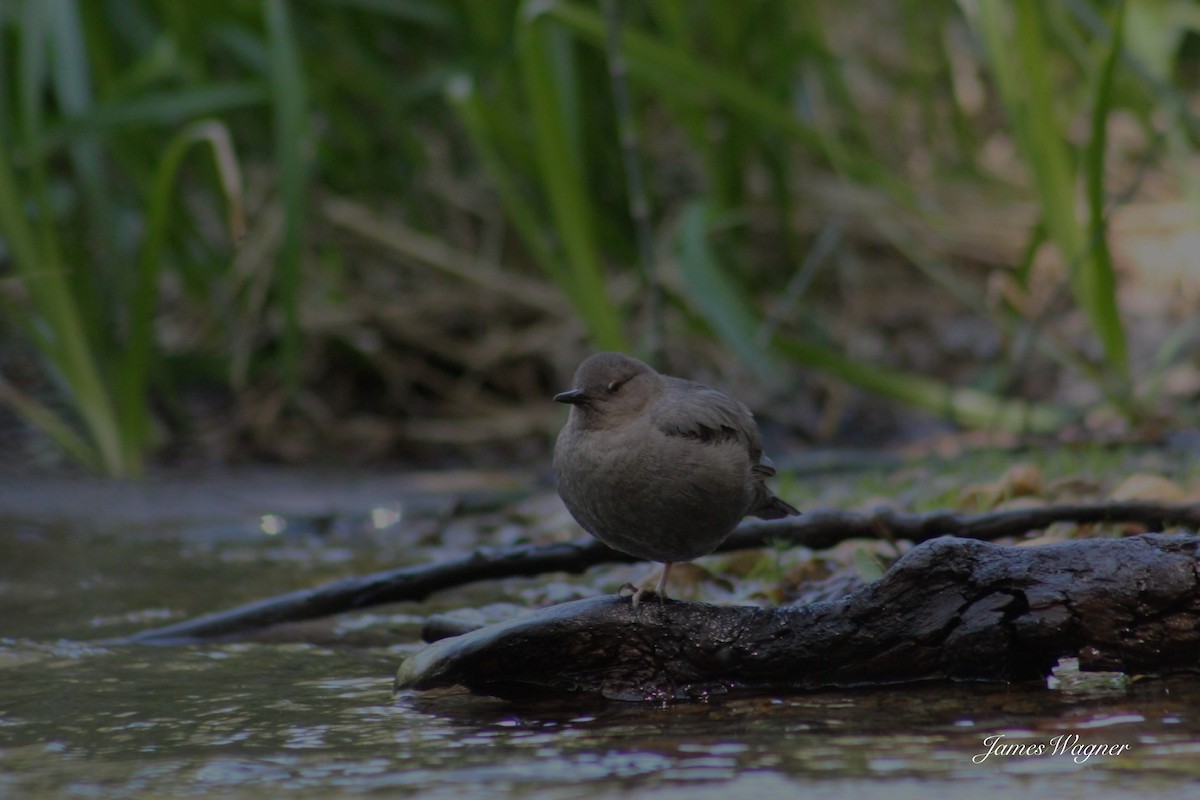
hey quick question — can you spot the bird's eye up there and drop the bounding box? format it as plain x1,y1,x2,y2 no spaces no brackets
606,380,622,394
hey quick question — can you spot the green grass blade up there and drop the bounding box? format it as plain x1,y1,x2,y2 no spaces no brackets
544,1,906,198
604,0,662,359
117,120,244,457
674,202,774,379
16,0,48,149
518,6,625,351
0,377,102,471
38,83,267,150
973,0,1128,390
266,0,311,391
604,0,662,361
7,4,129,474
44,0,115,322
312,0,455,27
547,2,821,148
1009,2,1085,272
446,75,559,281
0,141,126,474
775,336,1067,433
1083,0,1129,386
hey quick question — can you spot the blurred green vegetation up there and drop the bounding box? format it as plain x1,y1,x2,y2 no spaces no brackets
0,0,1197,476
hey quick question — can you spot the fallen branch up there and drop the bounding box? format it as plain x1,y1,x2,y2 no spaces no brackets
124,501,1200,644
396,533,1200,701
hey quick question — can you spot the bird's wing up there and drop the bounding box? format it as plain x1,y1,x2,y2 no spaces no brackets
653,378,765,461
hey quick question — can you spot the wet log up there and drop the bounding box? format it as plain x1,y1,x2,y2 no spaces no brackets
395,533,1200,701
126,501,1199,643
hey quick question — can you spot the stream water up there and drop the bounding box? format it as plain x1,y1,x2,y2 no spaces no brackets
2,467,1198,798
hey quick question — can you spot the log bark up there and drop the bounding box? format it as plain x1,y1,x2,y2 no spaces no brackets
125,501,1199,644
395,533,1200,701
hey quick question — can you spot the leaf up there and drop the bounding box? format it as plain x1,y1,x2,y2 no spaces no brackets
1110,475,1189,503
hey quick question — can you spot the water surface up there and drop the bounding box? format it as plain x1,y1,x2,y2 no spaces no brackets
1,468,1197,798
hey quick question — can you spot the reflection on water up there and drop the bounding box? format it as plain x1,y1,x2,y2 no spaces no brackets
4,636,1199,799
1,472,1199,798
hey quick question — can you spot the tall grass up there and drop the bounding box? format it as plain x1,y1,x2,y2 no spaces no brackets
482,0,1168,427
968,0,1129,404
0,1,248,475
0,0,1194,473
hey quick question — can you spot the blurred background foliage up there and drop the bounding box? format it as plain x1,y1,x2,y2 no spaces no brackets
0,0,1198,476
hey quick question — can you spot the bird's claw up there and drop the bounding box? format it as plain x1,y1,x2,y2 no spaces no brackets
618,582,664,608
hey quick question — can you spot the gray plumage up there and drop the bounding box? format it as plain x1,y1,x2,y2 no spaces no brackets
553,352,799,600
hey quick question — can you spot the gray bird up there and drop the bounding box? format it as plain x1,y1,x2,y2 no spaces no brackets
553,352,799,604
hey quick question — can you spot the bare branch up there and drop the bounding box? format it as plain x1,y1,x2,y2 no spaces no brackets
124,501,1200,644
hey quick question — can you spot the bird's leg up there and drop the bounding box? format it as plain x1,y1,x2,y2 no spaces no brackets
625,563,671,608
625,563,674,608
656,562,673,597
652,562,673,605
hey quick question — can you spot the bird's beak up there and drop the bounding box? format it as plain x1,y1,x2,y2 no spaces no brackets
554,389,588,405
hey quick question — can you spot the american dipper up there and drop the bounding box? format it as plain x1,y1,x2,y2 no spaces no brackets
553,352,799,604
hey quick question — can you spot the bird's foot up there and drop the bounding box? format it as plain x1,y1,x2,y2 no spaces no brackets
618,582,666,608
